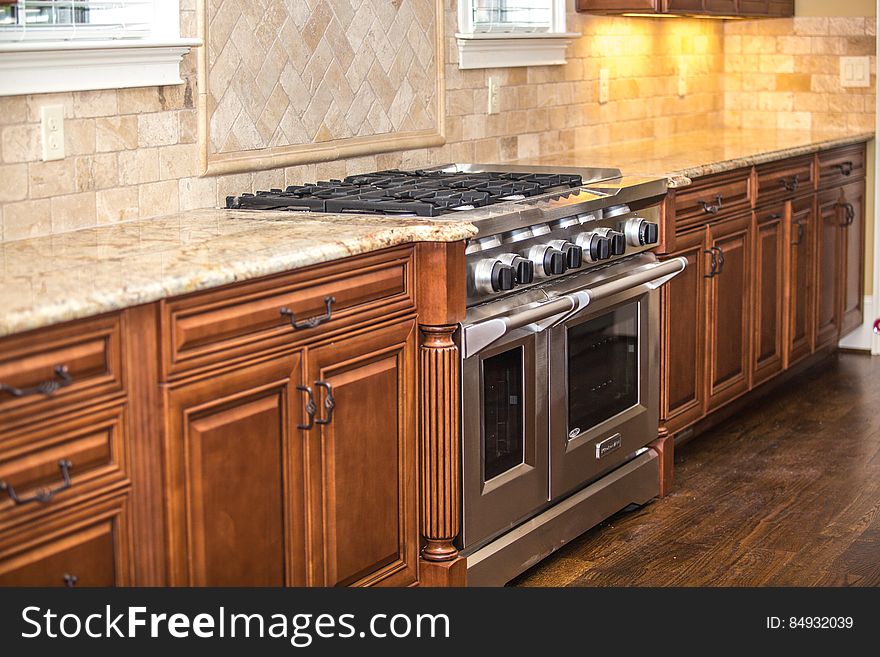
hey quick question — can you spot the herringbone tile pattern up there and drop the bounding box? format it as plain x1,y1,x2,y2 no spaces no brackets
207,0,438,154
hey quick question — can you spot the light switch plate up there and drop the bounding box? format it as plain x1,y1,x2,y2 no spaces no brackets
40,104,65,161
599,68,609,104
840,56,870,88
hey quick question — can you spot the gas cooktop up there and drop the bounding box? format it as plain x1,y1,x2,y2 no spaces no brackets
226,168,595,217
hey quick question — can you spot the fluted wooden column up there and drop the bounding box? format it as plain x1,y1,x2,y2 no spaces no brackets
419,325,460,562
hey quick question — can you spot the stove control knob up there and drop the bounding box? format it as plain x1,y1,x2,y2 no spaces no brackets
593,227,626,256
548,240,584,269
525,245,567,279
574,232,611,263
474,259,515,294
498,253,535,285
622,218,660,247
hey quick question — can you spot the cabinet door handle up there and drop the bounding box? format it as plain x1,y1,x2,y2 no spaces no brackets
297,386,316,430
63,573,78,588
315,381,335,426
781,175,799,192
793,219,805,246
839,203,855,226
711,246,725,275
0,459,73,505
280,296,335,331
834,161,854,176
699,194,723,214
0,365,72,398
704,249,717,278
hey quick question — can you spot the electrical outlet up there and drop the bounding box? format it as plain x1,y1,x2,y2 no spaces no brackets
40,105,65,161
487,76,500,115
840,56,870,88
677,58,688,98
599,68,609,104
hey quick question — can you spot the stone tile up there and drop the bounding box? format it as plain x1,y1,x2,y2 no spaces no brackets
2,124,41,163
64,118,96,156
96,116,139,152
139,180,179,219
51,192,97,233
28,159,76,199
0,163,28,202
119,148,159,186
157,143,199,180
138,112,180,148
178,177,218,211
72,90,118,118
96,187,139,224
3,199,51,241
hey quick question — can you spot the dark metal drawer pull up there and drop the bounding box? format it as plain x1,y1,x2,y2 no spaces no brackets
297,386,316,431
704,249,717,278
0,459,73,505
280,296,335,331
63,573,78,588
0,365,72,398
834,161,854,176
315,381,335,426
839,203,855,226
699,194,723,214
781,176,799,192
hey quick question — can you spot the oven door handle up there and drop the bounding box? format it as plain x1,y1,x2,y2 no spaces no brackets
461,258,687,358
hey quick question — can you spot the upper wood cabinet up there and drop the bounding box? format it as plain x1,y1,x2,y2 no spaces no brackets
576,0,793,16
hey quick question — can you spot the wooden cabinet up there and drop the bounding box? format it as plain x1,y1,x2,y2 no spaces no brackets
577,0,792,16
840,180,866,336
304,320,418,587
660,229,707,433
163,353,305,587
751,205,786,385
786,196,815,367
705,215,752,410
815,189,843,349
660,143,868,440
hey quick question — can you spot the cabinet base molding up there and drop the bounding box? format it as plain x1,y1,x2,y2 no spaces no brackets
650,427,673,497
419,556,467,587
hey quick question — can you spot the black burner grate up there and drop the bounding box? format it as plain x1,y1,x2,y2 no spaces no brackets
226,169,583,216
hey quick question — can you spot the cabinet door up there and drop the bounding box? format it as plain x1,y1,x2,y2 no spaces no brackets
751,205,786,385
786,195,815,366
305,320,418,587
702,0,737,13
706,215,752,410
815,191,842,348
660,228,708,433
738,1,794,17
665,0,704,11
840,179,866,336
164,353,305,586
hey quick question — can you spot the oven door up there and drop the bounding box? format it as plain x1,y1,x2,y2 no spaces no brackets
546,256,684,499
461,324,549,549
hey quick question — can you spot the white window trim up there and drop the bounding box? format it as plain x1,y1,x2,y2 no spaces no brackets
0,3,200,96
456,0,579,70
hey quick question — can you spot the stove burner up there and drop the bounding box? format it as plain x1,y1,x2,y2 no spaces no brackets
226,169,584,216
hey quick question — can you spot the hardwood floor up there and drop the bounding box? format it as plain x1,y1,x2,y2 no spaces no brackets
512,352,880,587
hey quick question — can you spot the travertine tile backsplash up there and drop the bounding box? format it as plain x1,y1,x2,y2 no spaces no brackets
0,2,874,242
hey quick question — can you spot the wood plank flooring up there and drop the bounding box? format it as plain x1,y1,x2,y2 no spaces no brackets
512,352,880,587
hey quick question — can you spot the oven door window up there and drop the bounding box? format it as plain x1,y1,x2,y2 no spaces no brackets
567,302,639,438
482,346,525,481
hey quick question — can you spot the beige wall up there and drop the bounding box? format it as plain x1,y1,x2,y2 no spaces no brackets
0,2,875,247
796,0,875,17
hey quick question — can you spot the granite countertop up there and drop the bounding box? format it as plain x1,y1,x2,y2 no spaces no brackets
0,209,476,338
514,128,875,187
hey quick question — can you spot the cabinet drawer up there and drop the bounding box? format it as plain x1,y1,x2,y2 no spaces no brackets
674,169,752,231
162,247,415,377
756,156,814,204
0,493,129,586
0,314,123,432
0,405,129,530
818,144,866,189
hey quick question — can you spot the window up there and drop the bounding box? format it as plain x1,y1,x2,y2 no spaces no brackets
456,0,578,70
0,1,199,96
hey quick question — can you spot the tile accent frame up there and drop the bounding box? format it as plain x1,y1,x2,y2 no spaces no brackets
196,0,447,176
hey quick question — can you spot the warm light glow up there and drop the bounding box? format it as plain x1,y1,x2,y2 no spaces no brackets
621,13,683,18
620,13,744,20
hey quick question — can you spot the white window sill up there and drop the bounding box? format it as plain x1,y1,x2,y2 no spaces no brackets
0,38,202,96
455,32,580,70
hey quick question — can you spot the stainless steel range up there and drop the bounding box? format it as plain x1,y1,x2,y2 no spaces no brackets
228,164,687,585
